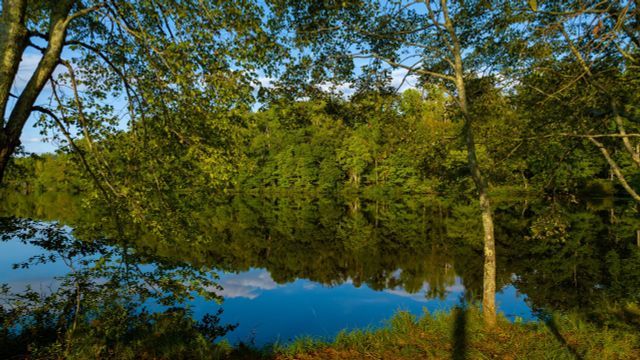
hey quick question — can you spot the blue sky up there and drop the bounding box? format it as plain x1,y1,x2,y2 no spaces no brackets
8,45,132,155
8,48,58,154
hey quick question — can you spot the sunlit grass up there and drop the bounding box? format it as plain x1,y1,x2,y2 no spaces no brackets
271,307,640,360
3,304,638,359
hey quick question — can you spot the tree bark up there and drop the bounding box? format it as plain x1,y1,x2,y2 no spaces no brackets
0,0,28,183
0,0,28,120
0,142,13,182
0,1,75,183
463,105,497,328
441,0,496,327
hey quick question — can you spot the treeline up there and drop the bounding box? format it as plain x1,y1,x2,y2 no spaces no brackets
236,86,622,196
4,84,632,199
4,153,83,195
237,89,453,194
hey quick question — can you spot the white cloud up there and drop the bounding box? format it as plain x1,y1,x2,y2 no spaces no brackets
302,283,316,290
252,66,419,103
318,68,419,99
389,68,419,92
318,81,356,98
445,283,465,293
384,287,431,302
216,270,279,299
11,53,42,92
256,76,276,88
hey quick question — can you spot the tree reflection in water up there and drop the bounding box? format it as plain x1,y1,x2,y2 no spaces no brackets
1,193,639,357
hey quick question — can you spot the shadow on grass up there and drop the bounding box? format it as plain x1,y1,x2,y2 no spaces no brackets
452,306,468,360
226,343,276,360
545,316,584,360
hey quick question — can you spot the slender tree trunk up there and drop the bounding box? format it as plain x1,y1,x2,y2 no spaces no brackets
459,73,497,329
455,74,496,327
479,191,496,326
462,113,497,327
442,0,497,326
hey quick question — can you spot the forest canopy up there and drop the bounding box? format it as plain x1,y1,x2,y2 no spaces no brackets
1,0,638,201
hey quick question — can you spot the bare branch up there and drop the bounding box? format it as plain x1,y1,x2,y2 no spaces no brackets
588,136,640,202
357,52,455,81
27,30,49,40
611,101,640,167
31,105,111,199
64,4,105,26
27,41,46,53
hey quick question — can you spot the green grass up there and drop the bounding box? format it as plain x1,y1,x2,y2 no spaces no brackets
4,306,639,359
270,307,640,360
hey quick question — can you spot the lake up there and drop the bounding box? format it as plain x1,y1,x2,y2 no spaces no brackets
1,192,639,345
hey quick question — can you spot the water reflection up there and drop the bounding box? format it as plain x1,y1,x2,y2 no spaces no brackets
209,270,474,345
217,270,280,299
1,192,639,344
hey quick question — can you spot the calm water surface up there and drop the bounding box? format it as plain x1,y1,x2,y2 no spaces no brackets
1,193,638,344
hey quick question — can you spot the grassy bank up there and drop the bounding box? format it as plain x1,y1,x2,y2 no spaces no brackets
3,304,639,359
219,308,639,360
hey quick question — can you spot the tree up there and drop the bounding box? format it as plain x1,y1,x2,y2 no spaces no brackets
0,0,274,184
517,0,640,201
337,129,373,187
269,0,514,326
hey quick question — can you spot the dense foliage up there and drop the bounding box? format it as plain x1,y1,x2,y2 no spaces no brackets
3,84,635,200
1,0,640,358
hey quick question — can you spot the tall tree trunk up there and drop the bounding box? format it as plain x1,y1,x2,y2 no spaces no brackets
442,0,497,327
0,0,28,118
0,0,29,184
462,109,497,327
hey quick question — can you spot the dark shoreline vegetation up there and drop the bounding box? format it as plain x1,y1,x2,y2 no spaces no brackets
4,300,640,360
1,1,640,359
